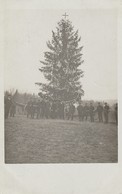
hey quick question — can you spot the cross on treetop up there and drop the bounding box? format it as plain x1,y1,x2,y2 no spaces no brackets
62,12,68,19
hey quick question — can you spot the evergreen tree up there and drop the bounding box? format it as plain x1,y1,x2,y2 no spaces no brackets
36,17,84,102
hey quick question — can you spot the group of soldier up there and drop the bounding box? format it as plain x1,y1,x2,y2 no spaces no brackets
4,94,118,124
77,102,111,123
25,99,65,120
25,98,118,124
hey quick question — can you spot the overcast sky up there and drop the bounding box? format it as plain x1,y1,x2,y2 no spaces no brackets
4,9,117,100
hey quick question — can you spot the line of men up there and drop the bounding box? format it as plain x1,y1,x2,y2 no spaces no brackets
4,93,117,124
25,98,118,124
25,99,65,120
77,102,110,123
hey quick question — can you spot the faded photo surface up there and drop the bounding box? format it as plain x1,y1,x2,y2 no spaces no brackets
4,10,117,163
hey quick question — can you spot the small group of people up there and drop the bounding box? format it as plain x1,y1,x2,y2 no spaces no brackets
77,102,112,123
25,99,65,120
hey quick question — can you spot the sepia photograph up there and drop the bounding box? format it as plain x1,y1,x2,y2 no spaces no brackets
4,9,118,163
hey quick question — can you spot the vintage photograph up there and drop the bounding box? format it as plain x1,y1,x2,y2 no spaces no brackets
4,10,117,163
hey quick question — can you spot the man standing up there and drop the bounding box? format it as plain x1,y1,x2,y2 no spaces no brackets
68,103,75,121
25,99,32,118
51,100,57,119
103,102,110,123
10,100,16,117
40,98,46,119
57,101,64,119
89,103,94,122
97,102,103,122
77,102,84,121
45,99,50,119
60,102,65,120
115,103,118,125
30,99,37,119
36,99,41,119
4,94,12,119
57,100,61,119
83,103,89,121
65,105,69,120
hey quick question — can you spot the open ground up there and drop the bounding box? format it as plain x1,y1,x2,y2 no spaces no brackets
5,115,117,163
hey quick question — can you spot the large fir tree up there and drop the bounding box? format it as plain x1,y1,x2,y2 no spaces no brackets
36,16,84,102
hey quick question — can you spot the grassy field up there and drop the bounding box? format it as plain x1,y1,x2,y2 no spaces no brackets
5,115,117,163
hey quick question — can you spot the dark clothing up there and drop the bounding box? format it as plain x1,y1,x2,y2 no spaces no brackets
4,97,12,119
89,105,94,122
57,102,65,119
36,101,41,119
65,107,69,119
60,103,65,119
115,104,118,125
45,101,50,119
97,105,103,122
77,105,84,121
41,100,46,118
68,104,75,120
103,104,110,123
51,102,57,119
26,101,32,118
10,102,16,117
30,102,37,119
83,105,89,121
56,102,61,119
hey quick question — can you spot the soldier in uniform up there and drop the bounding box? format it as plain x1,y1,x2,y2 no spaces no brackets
56,100,61,119
45,99,50,119
83,103,89,121
60,102,65,120
65,105,69,120
59,101,65,119
77,102,84,121
40,98,46,119
97,102,103,122
25,99,32,118
115,103,118,125
68,103,75,120
30,99,36,119
36,99,41,119
4,94,12,119
103,102,110,123
10,100,16,117
56,100,64,119
51,100,57,119
89,103,94,122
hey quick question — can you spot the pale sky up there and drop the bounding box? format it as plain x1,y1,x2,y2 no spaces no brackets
4,9,117,100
